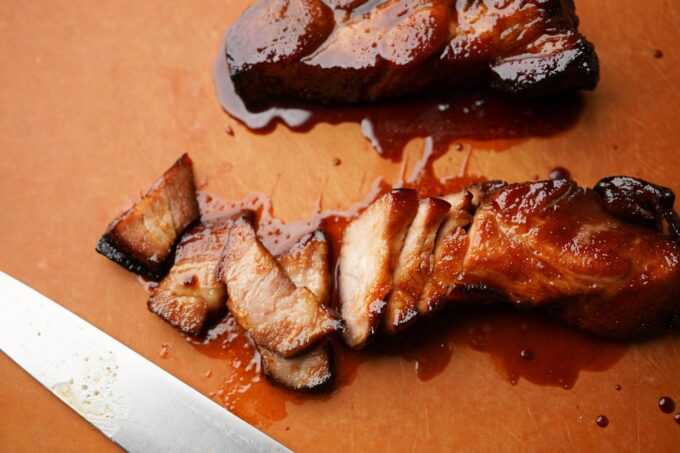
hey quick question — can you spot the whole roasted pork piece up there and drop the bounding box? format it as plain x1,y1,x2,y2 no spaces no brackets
339,177,680,344
96,154,200,279
227,0,599,106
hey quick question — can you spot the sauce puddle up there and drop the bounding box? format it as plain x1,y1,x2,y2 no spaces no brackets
213,35,585,160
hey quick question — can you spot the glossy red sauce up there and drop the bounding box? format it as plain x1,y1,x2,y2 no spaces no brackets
214,36,584,161
182,164,628,427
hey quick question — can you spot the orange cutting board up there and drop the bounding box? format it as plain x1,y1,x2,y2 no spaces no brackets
1,0,679,451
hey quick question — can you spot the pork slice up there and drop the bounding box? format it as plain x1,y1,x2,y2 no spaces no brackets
338,188,419,348
96,154,199,279
218,218,341,357
384,197,451,333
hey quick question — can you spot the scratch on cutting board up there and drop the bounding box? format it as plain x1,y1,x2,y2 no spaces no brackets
268,172,282,199
564,422,576,449
526,406,544,443
424,405,431,441
502,426,527,449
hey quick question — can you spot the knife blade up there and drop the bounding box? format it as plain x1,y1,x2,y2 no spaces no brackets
0,271,291,453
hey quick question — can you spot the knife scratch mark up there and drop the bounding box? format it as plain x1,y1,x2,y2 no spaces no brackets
565,422,575,448
502,426,527,449
527,406,542,442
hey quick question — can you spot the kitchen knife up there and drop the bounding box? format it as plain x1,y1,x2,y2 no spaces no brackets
0,271,291,453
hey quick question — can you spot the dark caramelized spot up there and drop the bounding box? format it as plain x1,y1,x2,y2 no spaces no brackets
659,396,676,414
596,415,609,428
594,176,678,234
653,49,664,59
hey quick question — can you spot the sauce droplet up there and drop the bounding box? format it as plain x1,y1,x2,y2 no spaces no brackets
596,415,609,428
224,125,235,136
659,396,676,414
615,384,622,391
652,49,664,59
332,157,342,166
674,413,680,425
520,349,533,360
549,167,571,180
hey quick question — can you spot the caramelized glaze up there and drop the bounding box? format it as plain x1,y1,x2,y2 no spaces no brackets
214,41,584,160
225,0,599,106
184,165,633,425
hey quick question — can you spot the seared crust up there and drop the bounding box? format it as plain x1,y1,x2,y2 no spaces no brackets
218,218,341,357
96,154,199,279
338,189,419,348
147,216,243,335
259,341,334,392
384,197,451,333
228,0,599,106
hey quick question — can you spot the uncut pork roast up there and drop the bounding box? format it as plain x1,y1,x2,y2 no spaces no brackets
226,0,599,106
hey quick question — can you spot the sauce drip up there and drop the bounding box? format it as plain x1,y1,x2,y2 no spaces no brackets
214,37,584,161
659,396,676,414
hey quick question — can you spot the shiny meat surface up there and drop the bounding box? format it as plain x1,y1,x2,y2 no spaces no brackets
338,189,419,347
218,218,341,357
417,190,474,315
276,230,332,305
460,179,680,337
227,0,599,106
384,197,451,333
338,178,680,343
147,216,240,335
260,231,335,391
95,154,199,279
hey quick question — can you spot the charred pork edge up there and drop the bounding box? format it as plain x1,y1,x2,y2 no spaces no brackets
260,341,335,393
95,153,198,280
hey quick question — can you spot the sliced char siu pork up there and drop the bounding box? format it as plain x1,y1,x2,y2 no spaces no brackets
260,231,335,391
147,214,250,336
96,154,199,280
383,197,451,333
338,178,680,342
338,189,419,348
227,0,599,107
416,190,476,315
217,217,341,357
